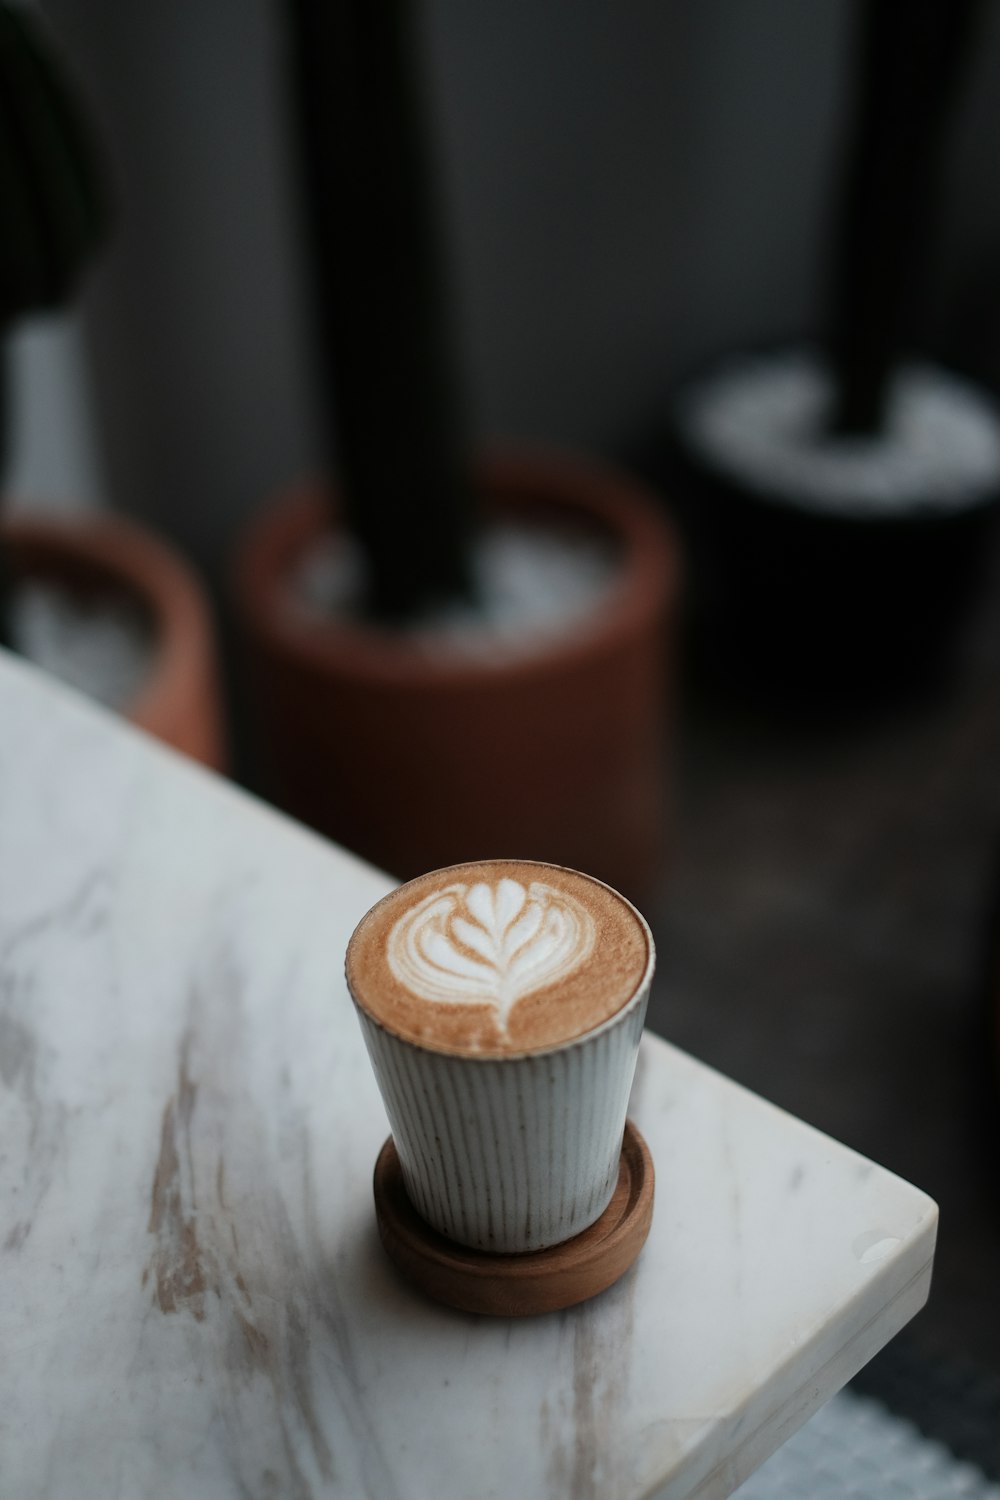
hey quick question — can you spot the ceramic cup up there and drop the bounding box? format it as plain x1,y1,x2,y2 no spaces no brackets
346,860,654,1253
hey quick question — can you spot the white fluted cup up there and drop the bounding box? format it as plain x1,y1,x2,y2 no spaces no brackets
346,860,654,1254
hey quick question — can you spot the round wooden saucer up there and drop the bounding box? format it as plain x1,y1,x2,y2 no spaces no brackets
372,1119,654,1317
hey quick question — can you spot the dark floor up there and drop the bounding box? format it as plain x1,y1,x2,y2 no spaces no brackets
642,534,1000,1459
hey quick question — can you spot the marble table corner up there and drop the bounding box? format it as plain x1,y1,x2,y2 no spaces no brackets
0,649,937,1500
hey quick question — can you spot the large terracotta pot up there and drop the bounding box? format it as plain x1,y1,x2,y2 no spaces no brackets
233,449,680,899
3,512,226,770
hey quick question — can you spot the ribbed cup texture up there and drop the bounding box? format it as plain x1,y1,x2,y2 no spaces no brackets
356,989,649,1252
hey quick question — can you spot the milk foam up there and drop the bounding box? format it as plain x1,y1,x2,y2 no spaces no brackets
348,859,651,1056
387,877,596,1035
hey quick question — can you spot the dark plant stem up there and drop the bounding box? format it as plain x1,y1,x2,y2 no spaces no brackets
826,0,982,436
287,0,476,623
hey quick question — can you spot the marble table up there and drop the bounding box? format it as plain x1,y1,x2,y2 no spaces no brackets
0,650,937,1500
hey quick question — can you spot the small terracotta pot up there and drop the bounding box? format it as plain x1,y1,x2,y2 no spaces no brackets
3,512,226,770
233,448,680,898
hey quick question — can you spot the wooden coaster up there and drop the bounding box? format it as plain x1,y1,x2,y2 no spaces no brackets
372,1119,654,1317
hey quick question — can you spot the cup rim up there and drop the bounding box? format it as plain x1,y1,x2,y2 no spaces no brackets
345,858,656,1061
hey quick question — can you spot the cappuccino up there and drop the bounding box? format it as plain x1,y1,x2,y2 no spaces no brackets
346,859,650,1057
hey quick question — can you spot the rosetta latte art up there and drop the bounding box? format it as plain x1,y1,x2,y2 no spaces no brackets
386,877,596,1033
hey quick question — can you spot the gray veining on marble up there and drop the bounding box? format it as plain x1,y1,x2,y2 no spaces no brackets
0,650,937,1500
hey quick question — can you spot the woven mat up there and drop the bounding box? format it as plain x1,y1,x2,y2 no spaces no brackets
737,1387,1000,1498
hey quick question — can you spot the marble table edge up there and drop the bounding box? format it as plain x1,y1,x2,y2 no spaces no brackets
669,1249,936,1500
0,646,392,888
640,1031,940,1223
632,1034,939,1500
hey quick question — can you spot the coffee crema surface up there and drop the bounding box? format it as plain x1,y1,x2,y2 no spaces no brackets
346,859,650,1056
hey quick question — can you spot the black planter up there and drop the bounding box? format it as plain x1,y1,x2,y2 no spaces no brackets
643,356,1000,715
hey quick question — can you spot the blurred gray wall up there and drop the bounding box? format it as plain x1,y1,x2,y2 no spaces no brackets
31,0,1000,582
8,316,106,514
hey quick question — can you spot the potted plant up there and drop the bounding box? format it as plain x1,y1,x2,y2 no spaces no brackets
234,0,680,897
0,3,226,767
654,0,999,710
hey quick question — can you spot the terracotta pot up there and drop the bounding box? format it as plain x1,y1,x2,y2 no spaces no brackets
233,448,680,899
3,512,226,770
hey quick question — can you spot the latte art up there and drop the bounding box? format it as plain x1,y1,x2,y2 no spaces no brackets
347,859,651,1056
387,877,596,1033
